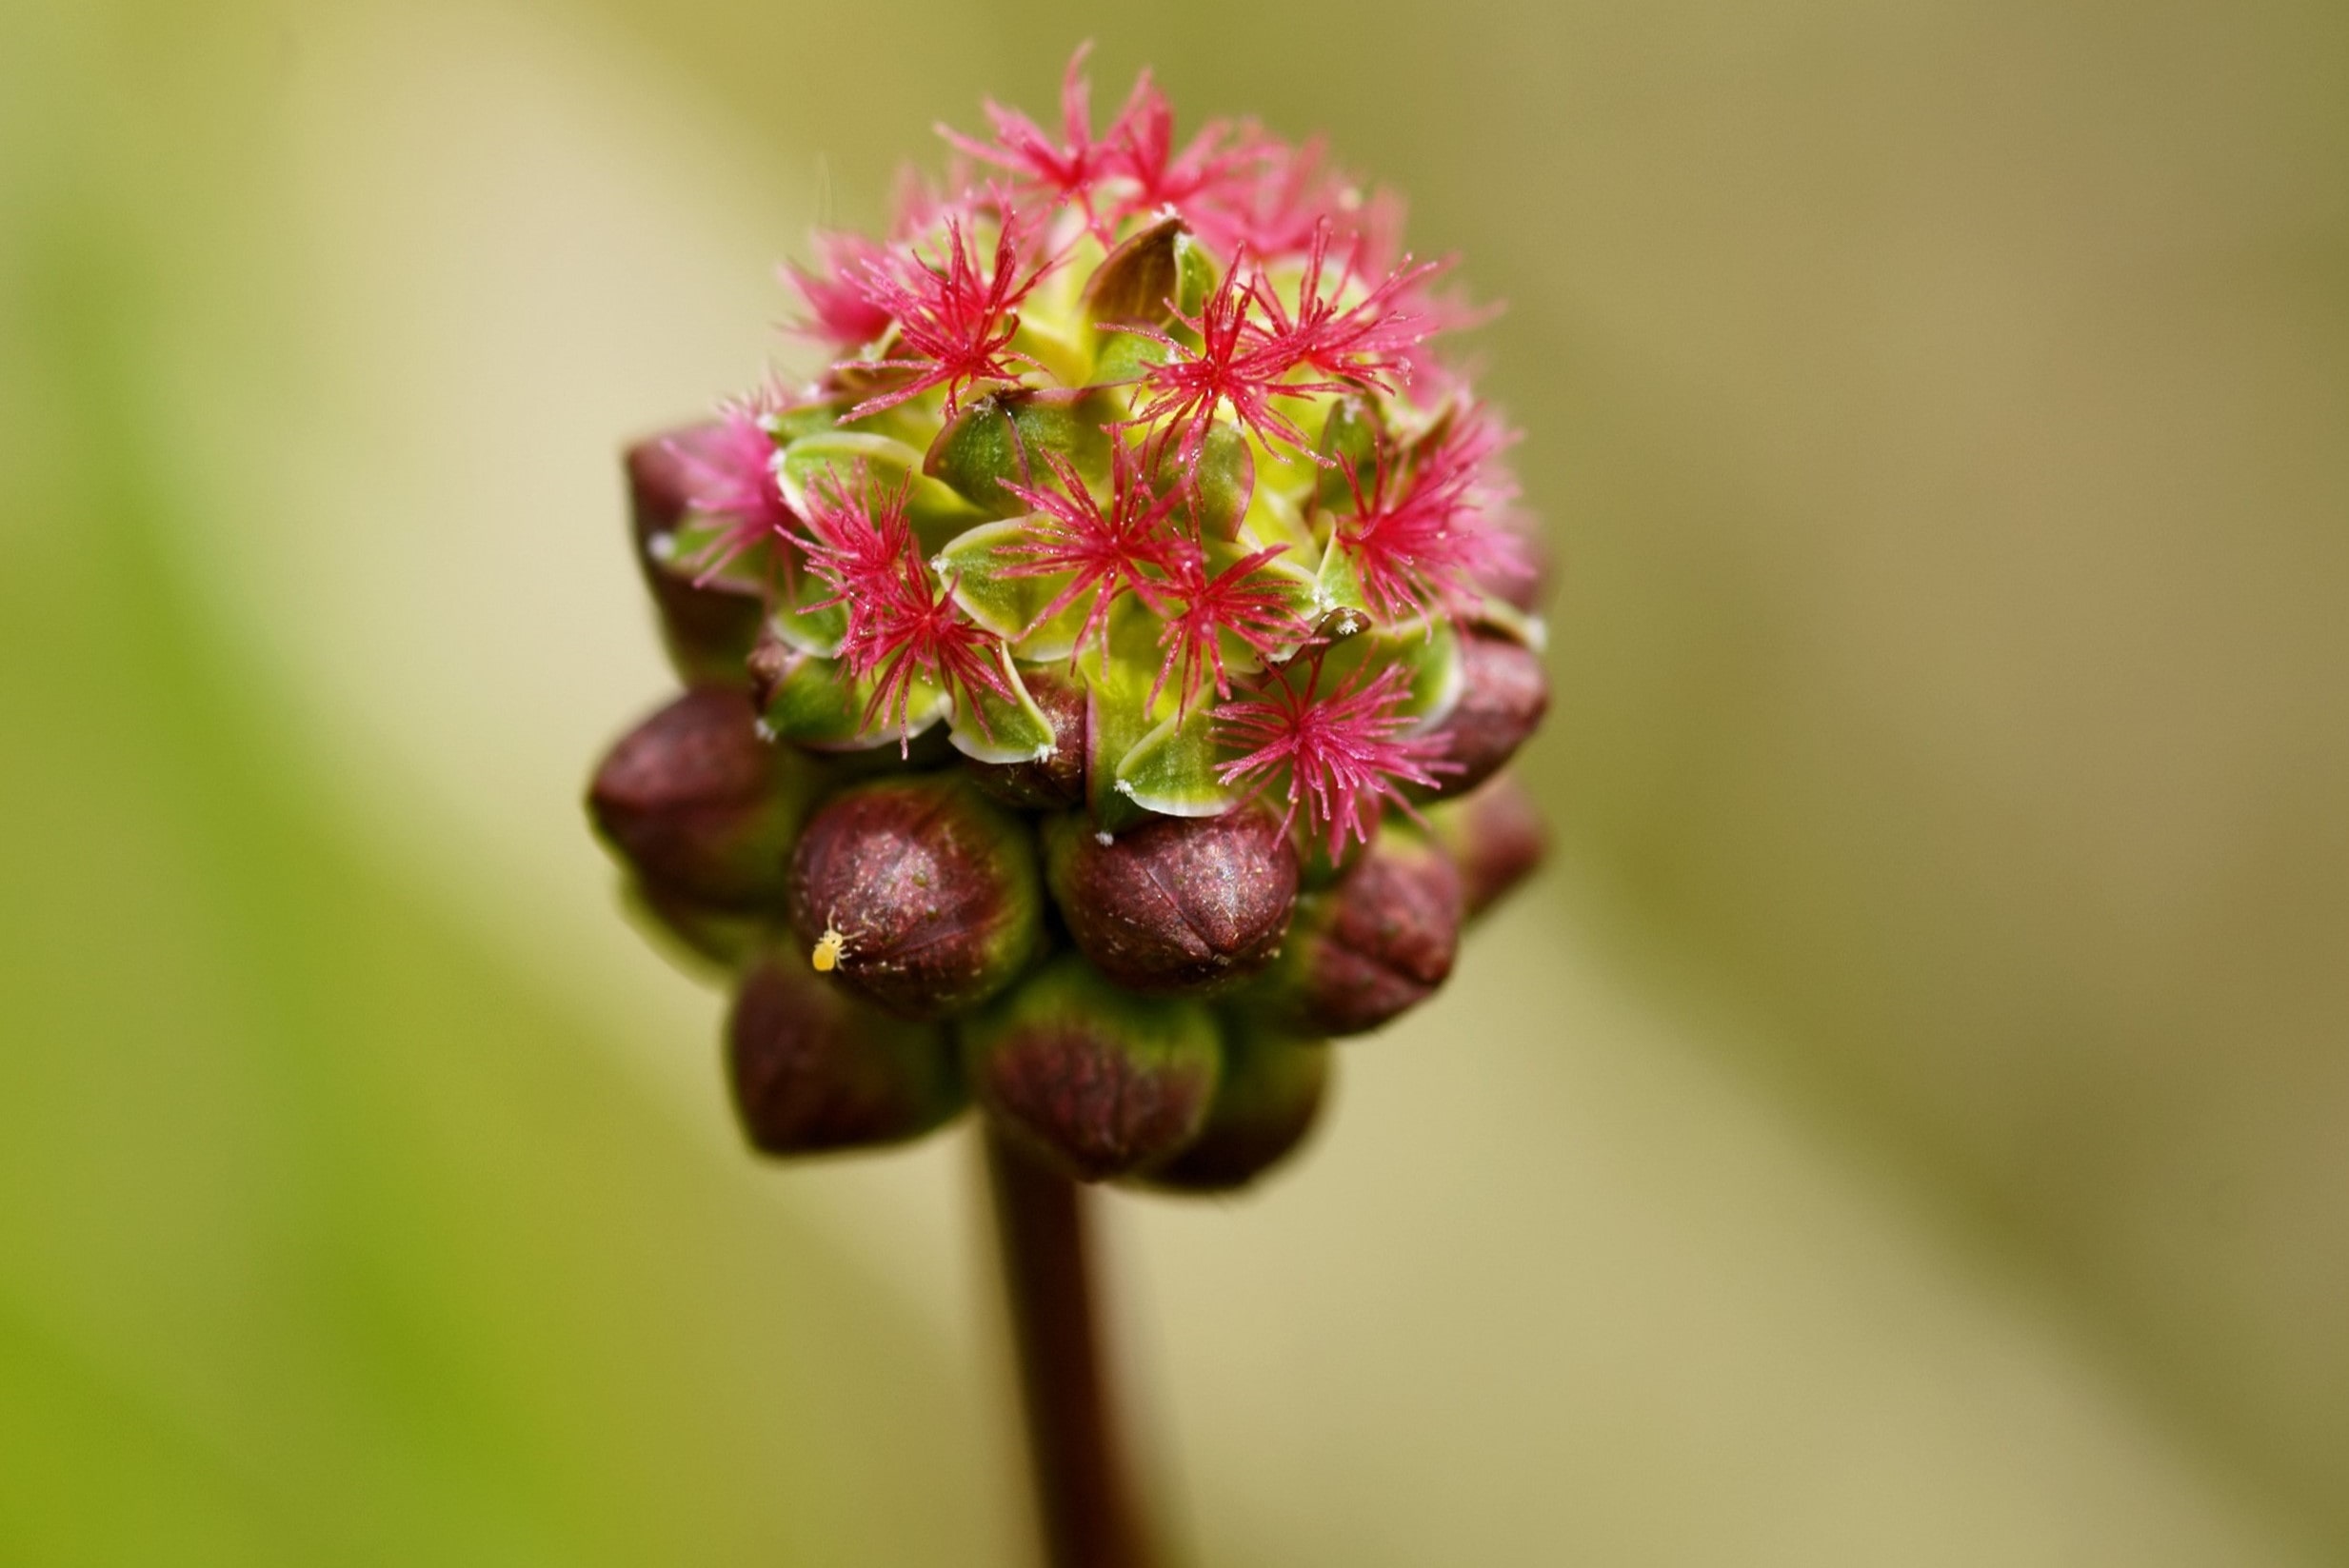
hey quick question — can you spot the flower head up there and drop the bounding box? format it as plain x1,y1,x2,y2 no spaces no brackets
598,48,1549,1181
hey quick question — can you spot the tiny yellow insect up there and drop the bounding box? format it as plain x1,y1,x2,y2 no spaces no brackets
810,923,850,974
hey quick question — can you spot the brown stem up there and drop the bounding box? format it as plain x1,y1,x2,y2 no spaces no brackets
984,1125,1156,1568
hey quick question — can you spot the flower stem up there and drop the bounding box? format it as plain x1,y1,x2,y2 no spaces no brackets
984,1124,1156,1568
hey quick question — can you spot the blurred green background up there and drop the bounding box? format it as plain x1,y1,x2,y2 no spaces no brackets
4,0,2345,1561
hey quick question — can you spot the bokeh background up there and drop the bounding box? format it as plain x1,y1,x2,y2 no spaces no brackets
5,0,2345,1561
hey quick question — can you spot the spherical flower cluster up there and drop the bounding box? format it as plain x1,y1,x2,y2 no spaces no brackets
590,50,1552,1189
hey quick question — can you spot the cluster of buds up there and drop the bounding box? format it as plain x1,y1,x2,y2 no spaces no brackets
589,49,1551,1190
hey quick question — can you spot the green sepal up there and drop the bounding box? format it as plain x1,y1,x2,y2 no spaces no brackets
765,388,938,453
657,510,774,598
1078,599,1173,832
1311,531,1371,619
925,388,1114,516
775,430,985,551
1091,327,1170,387
932,520,1091,661
758,399,842,446
1312,615,1464,725
1150,422,1255,541
1206,538,1318,670
759,646,947,752
949,646,1060,765
766,588,848,659
1170,228,1217,319
1314,395,1383,510
1113,703,1236,819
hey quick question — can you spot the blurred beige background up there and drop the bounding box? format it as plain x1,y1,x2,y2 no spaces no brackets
3,0,2344,1561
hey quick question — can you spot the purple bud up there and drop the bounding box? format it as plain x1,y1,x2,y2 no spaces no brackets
587,687,813,906
1231,826,1463,1037
1142,1022,1329,1194
625,427,766,685
1412,630,1549,800
1045,809,1300,997
962,955,1221,1181
964,665,1088,810
1425,772,1549,919
727,951,965,1154
788,775,1045,1020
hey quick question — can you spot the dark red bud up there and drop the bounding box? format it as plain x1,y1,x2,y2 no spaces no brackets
1412,630,1549,800
587,687,814,906
1232,826,1463,1037
788,775,1045,1020
1141,1022,1329,1194
727,950,965,1155
962,955,1221,1181
1044,809,1299,996
626,426,765,685
1425,772,1549,919
964,665,1088,810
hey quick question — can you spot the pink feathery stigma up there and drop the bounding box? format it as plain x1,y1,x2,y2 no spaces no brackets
1215,657,1457,859
858,553,1018,747
888,166,957,243
1120,258,1344,468
1247,217,1443,393
785,231,895,347
1186,134,1358,263
795,462,918,649
668,400,801,592
1334,409,1525,622
846,209,1044,421
940,44,1114,233
1146,542,1302,715
998,445,1185,660
1099,70,1267,223
795,465,1013,746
